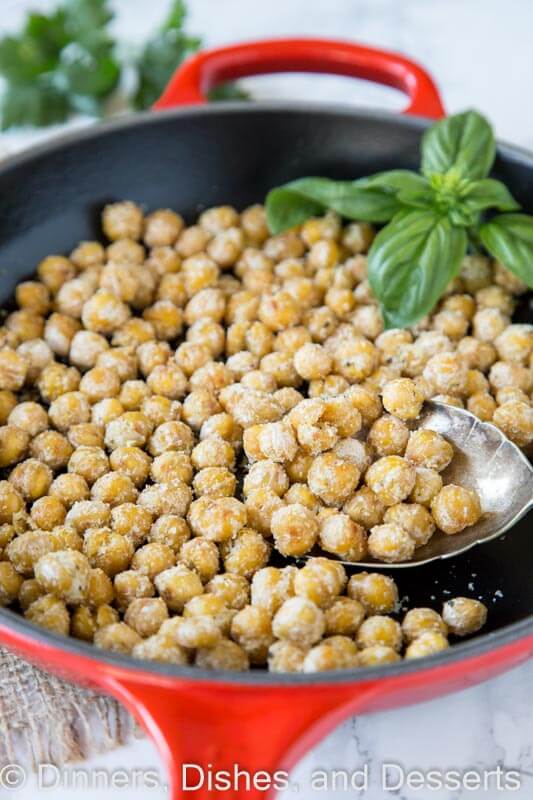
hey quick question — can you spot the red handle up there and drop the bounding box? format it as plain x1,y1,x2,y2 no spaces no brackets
107,676,383,800
154,38,445,119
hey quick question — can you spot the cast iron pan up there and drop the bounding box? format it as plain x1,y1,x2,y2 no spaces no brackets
0,39,531,800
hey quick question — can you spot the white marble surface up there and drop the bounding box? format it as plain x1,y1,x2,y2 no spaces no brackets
2,0,533,798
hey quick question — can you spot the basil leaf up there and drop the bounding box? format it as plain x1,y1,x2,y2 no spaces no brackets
1,81,69,129
460,178,520,213
266,176,407,234
368,210,468,329
421,110,496,181
266,187,325,233
479,213,533,287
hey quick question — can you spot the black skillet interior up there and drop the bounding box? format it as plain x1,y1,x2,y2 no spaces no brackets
0,104,531,638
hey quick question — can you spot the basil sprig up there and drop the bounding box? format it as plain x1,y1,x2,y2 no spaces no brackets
266,110,533,329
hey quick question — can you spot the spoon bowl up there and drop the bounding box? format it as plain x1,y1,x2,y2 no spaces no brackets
326,400,533,568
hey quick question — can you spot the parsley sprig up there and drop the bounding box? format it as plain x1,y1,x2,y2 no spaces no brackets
0,0,248,130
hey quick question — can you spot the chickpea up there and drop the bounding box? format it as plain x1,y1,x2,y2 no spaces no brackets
149,515,190,552
324,597,365,638
207,228,244,268
442,597,488,636
9,458,52,501
123,597,169,638
473,307,509,342
34,550,91,604
195,638,249,671
106,412,152,450
431,485,482,534
90,472,137,507
268,641,307,673
347,572,398,614
102,201,144,241
319,513,368,562
343,487,385,529
359,645,401,666
37,255,76,294
357,615,402,651
109,446,151,488
368,523,416,563
489,360,532,393
0,561,23,606
402,608,448,643
183,390,222,431
230,605,273,665
141,395,180,427
81,290,130,335
138,480,192,518
467,392,497,422
293,558,346,608
180,538,219,583
381,378,424,421
493,400,533,447
94,622,142,654
405,631,449,659
39,363,80,406
0,390,17,424
148,421,194,456
405,429,454,472
188,496,246,542
7,309,45,343
0,349,28,391
30,496,66,530
71,604,119,642
25,594,70,635
154,564,203,612
84,528,134,576
334,337,379,383
96,346,137,382
250,566,296,616
270,503,318,557
272,597,325,648
66,446,108,486
384,502,435,548
368,414,409,457
345,384,383,426
69,330,109,370
364,456,415,507
111,503,152,545
308,452,360,507
114,570,154,610
49,474,89,508
151,451,193,485
223,529,271,578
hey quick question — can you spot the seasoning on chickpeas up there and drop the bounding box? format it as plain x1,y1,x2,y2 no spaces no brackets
0,199,501,670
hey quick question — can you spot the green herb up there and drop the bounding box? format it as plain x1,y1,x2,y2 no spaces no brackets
0,0,249,129
133,0,201,110
266,109,533,328
0,0,119,129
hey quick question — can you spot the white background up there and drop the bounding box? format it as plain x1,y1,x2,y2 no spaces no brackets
2,1,533,798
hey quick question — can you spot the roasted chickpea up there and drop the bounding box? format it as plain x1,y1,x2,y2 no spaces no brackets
431,485,482,534
347,572,398,615
442,597,488,636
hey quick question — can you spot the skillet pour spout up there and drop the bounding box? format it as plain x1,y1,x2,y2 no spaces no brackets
331,400,533,568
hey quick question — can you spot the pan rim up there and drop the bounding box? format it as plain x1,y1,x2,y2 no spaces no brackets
0,100,532,686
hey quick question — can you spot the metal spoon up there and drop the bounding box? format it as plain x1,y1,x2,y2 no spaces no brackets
321,400,533,568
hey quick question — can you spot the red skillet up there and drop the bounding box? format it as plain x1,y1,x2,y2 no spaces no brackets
0,38,532,800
